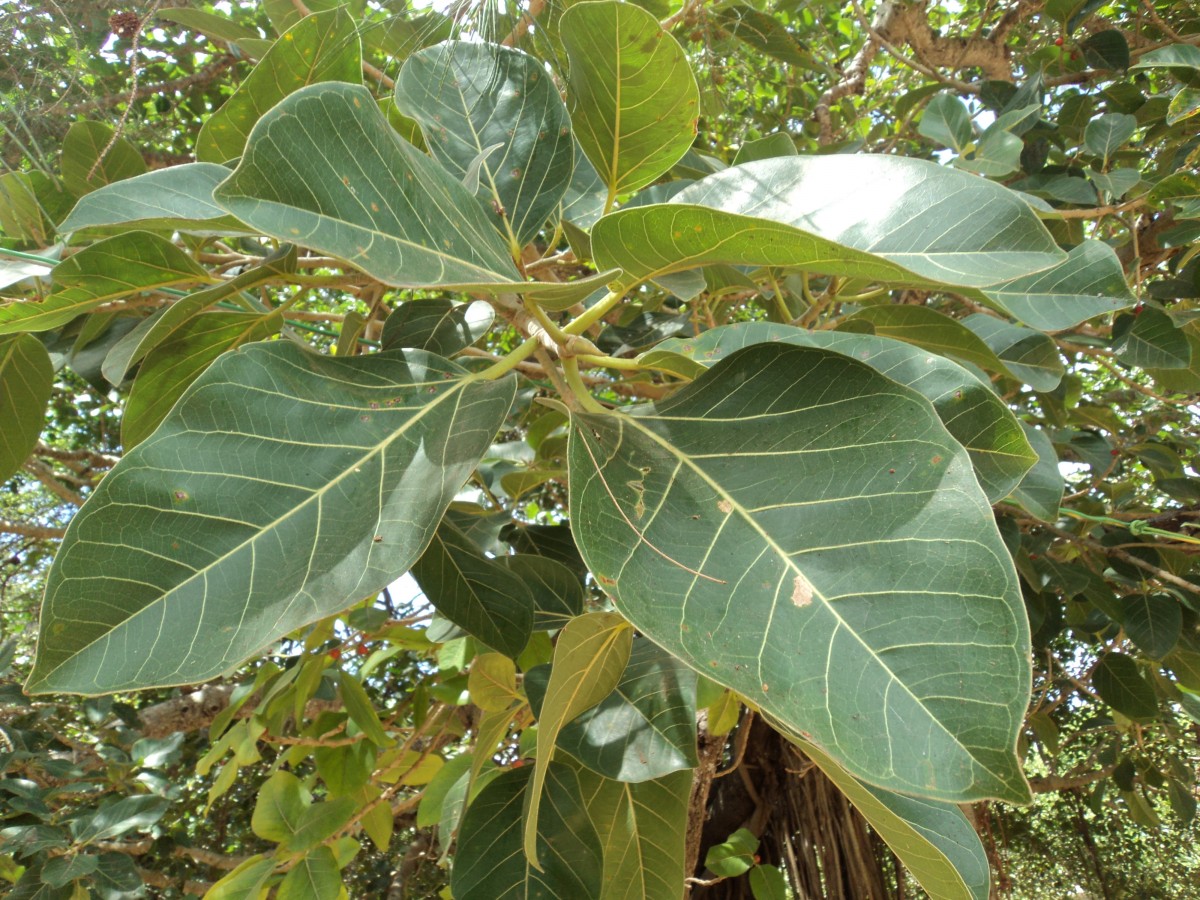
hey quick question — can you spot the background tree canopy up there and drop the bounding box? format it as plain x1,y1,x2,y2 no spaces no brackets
1,0,1199,897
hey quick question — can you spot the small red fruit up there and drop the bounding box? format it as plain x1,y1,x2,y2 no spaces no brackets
356,643,369,656
1054,37,1064,46
1111,449,1120,457
330,648,342,660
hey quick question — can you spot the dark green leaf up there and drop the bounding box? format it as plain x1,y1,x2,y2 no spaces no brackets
92,852,144,900
1008,424,1063,522
394,41,574,249
569,344,1031,803
380,299,494,356
452,764,603,899
0,335,53,482
1121,594,1182,659
41,853,98,888
846,305,1011,376
750,864,789,900
716,5,815,68
197,8,362,163
1080,30,1129,70
1092,653,1158,720
560,0,699,204
70,796,169,843
1114,307,1192,369
1083,113,1137,164
495,555,585,630
411,518,535,658
27,344,515,693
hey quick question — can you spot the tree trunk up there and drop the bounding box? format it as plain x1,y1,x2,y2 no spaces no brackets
690,714,898,899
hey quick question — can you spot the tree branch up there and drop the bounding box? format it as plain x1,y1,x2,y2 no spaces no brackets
23,458,87,507
0,519,66,540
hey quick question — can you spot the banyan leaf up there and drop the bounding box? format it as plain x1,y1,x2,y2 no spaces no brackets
410,518,535,658
1113,307,1192,369
569,343,1031,803
495,555,584,630
592,156,1064,291
197,8,362,163
975,241,1135,333
1121,594,1182,660
60,121,146,196
560,0,699,206
121,308,285,448
380,299,494,356
27,342,515,694
574,764,692,900
961,314,1064,391
214,82,613,304
452,764,603,899
0,231,214,335
394,41,574,250
1007,423,1063,522
1092,653,1158,720
525,638,699,782
0,335,54,483
845,305,1013,377
655,322,1036,502
58,163,253,236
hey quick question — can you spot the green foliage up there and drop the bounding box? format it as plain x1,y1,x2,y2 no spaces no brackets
2,0,1199,897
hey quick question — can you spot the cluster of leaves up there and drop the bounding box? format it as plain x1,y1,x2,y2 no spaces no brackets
1,0,1199,897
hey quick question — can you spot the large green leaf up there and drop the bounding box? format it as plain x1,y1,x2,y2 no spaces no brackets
197,8,362,163
790,736,989,900
495,554,585,630
975,241,1134,332
920,94,973,153
394,41,574,249
0,334,54,482
574,765,692,900
653,323,1036,502
525,638,699,782
1121,594,1182,660
569,343,1031,802
379,299,494,356
58,163,252,235
410,518,535,658
592,156,1065,290
453,764,603,899
527,612,632,863
276,847,342,900
560,1,699,206
1092,653,1158,720
121,308,284,448
1113,307,1192,369
214,82,609,304
962,314,1064,391
0,232,214,335
27,342,515,694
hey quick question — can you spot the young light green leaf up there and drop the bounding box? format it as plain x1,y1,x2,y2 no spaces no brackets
394,41,574,250
27,343,515,694
560,0,699,206
573,764,691,900
197,8,362,163
0,335,54,483
121,308,284,448
569,344,1031,803
204,856,277,900
276,846,342,900
338,671,389,747
453,764,603,899
526,612,633,866
592,156,1065,291
468,653,520,712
